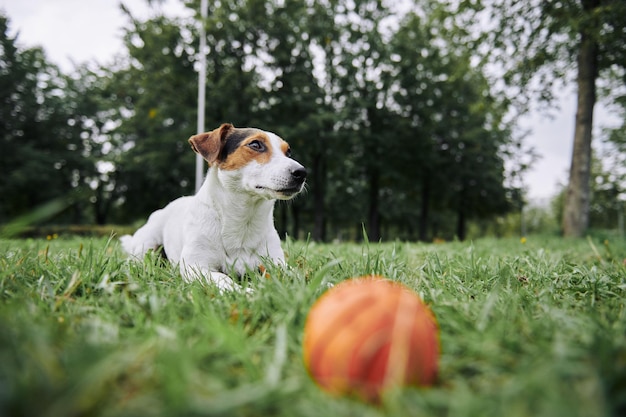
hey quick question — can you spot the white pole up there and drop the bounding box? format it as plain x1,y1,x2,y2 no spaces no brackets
195,0,208,193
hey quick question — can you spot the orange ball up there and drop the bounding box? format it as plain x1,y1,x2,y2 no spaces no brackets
303,276,439,402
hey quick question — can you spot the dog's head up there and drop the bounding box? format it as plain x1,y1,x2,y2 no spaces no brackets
189,123,307,200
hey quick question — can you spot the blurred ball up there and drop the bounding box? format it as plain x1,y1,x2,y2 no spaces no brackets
303,276,439,402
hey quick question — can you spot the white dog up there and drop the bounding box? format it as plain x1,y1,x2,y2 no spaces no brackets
120,123,307,291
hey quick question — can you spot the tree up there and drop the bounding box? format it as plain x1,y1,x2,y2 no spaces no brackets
242,0,335,240
0,14,88,223
588,154,623,230
63,65,128,225
590,104,626,232
465,0,626,237
106,11,206,221
389,10,515,240
1,1,528,239
321,0,397,241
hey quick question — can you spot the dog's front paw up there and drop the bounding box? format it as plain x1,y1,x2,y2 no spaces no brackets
181,266,253,294
207,271,254,294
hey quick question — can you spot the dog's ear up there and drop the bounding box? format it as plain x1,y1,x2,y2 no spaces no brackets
188,123,234,165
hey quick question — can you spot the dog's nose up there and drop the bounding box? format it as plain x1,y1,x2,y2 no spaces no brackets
292,167,307,182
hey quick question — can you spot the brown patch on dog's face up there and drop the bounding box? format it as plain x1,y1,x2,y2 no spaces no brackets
212,127,306,200
188,123,234,165
280,141,291,157
220,132,274,171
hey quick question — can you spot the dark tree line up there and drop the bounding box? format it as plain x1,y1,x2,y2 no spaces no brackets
1,1,538,241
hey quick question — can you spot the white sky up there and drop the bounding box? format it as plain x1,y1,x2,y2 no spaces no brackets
1,0,621,203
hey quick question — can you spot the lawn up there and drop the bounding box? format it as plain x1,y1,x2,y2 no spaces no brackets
1,235,625,416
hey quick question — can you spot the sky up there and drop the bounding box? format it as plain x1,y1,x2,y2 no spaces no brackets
0,0,621,204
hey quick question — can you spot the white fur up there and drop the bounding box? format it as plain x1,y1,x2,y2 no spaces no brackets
120,126,305,292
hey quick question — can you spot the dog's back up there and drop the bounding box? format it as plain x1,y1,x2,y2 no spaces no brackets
120,196,192,258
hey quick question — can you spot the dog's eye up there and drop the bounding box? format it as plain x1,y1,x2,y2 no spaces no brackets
247,140,266,152
285,147,292,158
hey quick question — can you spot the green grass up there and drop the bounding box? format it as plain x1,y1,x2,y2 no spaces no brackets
1,235,625,416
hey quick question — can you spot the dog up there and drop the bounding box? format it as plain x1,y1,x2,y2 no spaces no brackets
119,123,307,291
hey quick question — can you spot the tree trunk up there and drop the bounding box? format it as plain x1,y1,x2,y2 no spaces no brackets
368,170,381,241
93,186,110,225
277,204,288,239
562,26,598,237
456,200,467,241
312,152,326,241
419,178,431,241
456,211,466,241
291,204,300,239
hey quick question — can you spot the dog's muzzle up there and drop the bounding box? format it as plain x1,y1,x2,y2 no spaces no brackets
291,167,307,185
282,166,307,196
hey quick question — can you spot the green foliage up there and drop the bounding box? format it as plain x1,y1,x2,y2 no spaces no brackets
1,236,626,416
551,151,626,234
0,3,537,241
106,12,202,220
390,12,515,240
466,0,626,107
588,151,625,231
0,16,88,223
449,0,626,237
